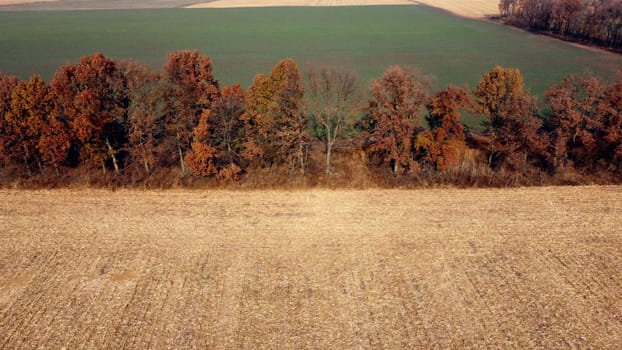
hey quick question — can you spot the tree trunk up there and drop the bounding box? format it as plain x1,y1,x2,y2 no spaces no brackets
488,134,495,167
140,143,150,175
326,145,332,175
325,122,338,176
178,144,186,175
48,151,61,176
298,142,306,176
143,158,150,175
105,138,120,175
22,144,31,177
225,120,234,162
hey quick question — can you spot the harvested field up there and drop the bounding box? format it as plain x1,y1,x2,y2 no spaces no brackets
0,0,197,10
0,0,56,5
0,0,498,17
1,187,622,348
187,0,498,18
187,0,415,8
415,0,499,18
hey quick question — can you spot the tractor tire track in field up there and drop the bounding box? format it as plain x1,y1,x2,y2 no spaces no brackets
0,187,621,348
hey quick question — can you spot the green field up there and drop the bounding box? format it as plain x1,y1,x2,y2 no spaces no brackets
1,6,620,97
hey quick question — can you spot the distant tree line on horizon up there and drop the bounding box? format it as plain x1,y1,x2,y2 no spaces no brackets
498,0,622,50
1,50,621,188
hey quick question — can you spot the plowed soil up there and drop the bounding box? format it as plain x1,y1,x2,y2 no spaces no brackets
1,187,621,348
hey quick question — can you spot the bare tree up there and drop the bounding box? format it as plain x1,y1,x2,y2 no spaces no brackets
305,66,361,175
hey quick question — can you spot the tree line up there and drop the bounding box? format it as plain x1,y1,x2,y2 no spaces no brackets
1,50,621,188
498,0,622,50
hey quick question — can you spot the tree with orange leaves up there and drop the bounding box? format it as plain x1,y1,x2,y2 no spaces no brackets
163,50,220,174
5,75,71,176
242,59,308,174
366,66,429,176
0,72,19,168
184,110,218,177
416,86,471,170
50,53,129,174
599,79,622,172
4,75,53,175
185,84,245,180
545,74,603,171
474,66,546,170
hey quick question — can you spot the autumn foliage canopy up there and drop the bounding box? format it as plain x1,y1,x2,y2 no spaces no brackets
1,51,622,187
498,0,622,51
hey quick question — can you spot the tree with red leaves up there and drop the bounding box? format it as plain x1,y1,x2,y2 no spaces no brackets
366,66,429,176
50,53,129,174
546,73,622,174
416,86,471,170
37,107,71,176
164,50,220,108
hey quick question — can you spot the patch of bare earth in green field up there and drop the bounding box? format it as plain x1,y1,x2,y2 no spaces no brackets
0,187,621,348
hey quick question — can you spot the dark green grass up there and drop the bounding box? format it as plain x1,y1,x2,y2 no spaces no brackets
1,6,620,100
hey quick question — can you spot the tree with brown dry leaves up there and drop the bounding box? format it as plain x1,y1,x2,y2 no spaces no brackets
185,84,245,180
474,66,547,171
0,72,19,168
366,66,430,176
599,78,622,172
163,50,220,175
416,86,471,171
545,73,603,171
5,75,51,175
242,59,308,174
124,62,167,175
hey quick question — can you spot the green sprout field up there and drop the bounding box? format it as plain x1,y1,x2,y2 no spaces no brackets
1,5,621,96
